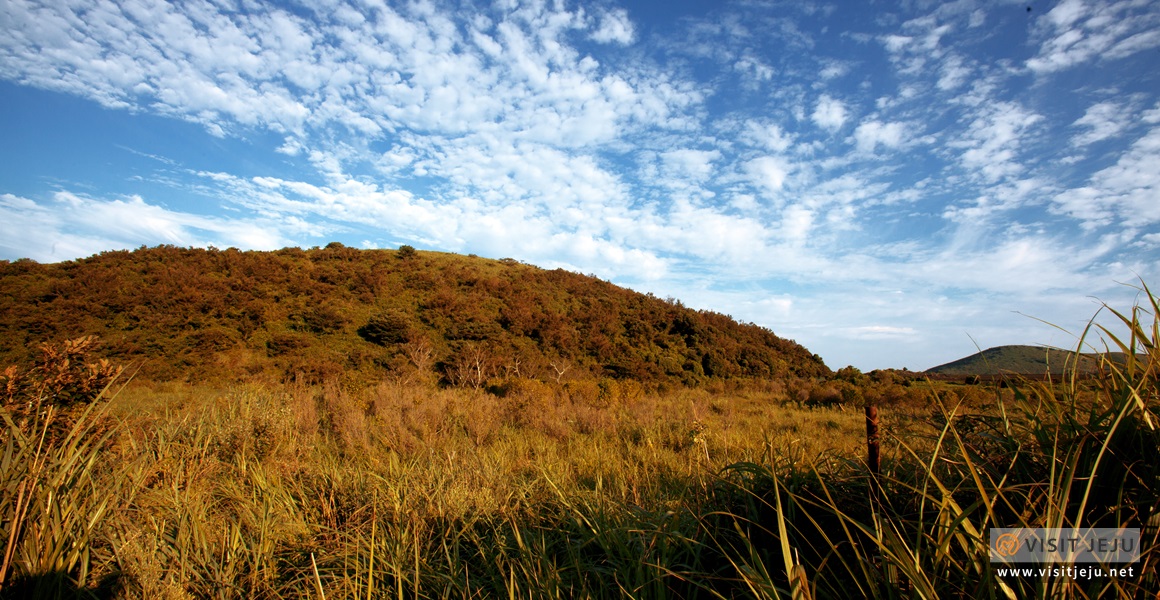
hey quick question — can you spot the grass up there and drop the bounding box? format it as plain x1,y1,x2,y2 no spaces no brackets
1,286,1158,598
2,373,870,598
1,385,126,596
723,283,1160,599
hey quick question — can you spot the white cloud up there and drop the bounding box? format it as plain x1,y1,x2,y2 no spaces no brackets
952,101,1043,183
0,192,286,262
812,94,848,131
1052,126,1160,230
1071,100,1131,146
942,177,1049,223
0,0,698,157
660,149,721,183
818,59,849,80
733,55,775,87
882,34,911,53
879,11,955,76
807,174,890,214
780,204,814,244
968,9,985,28
742,123,794,152
936,53,972,91
1027,0,1160,73
853,120,906,153
849,325,918,340
590,8,635,45
2,0,1159,372
746,156,792,199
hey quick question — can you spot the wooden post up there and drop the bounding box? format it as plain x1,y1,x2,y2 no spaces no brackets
865,402,896,587
865,403,880,506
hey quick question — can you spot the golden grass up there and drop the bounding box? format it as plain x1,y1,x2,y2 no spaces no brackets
4,284,1155,598
0,373,878,598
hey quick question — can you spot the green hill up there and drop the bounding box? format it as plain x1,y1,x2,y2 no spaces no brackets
925,345,1101,376
0,244,829,387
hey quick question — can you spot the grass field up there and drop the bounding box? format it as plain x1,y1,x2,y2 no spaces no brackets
2,287,1158,598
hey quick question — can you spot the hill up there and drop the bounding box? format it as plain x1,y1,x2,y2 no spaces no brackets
925,345,1101,376
0,244,829,387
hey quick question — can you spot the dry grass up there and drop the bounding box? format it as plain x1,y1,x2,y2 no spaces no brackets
720,283,1160,599
4,285,1156,598
2,370,877,598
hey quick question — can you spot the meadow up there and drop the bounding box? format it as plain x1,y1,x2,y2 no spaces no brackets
2,287,1158,598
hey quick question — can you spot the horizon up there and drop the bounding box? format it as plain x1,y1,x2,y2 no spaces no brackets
2,0,1159,371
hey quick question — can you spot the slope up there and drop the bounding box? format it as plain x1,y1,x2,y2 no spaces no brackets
0,244,829,387
925,345,1100,376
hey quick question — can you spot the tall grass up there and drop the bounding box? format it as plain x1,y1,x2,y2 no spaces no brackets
0,387,125,597
0,372,869,598
715,283,1159,599
2,288,1158,598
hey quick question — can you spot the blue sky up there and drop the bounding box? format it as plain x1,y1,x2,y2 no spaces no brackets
2,0,1159,371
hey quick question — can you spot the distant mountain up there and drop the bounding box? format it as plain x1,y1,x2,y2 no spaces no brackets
925,345,1102,376
0,244,830,386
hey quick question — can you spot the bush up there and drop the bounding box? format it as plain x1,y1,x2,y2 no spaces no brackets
266,332,309,357
298,305,348,334
488,377,556,428
358,311,412,345
563,379,600,406
805,384,841,408
1,336,121,416
596,377,620,407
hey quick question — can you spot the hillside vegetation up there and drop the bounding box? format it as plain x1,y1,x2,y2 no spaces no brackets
926,344,1104,376
0,244,828,388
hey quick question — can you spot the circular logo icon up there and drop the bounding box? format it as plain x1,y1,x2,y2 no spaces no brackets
994,532,1022,557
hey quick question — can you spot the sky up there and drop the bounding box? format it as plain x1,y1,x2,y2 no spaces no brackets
2,0,1159,371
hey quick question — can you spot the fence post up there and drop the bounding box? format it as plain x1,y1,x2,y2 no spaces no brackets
865,402,900,588
865,403,880,505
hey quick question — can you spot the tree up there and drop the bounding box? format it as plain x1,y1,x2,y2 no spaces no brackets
447,343,493,388
549,358,570,384
397,245,417,259
402,337,435,383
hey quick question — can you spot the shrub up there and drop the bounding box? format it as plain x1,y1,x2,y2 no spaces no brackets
298,305,348,334
266,332,309,356
805,384,841,408
1,336,122,421
563,379,600,406
443,343,498,388
489,377,556,428
358,311,412,345
596,377,620,407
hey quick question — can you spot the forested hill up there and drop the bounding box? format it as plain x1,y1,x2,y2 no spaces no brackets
0,244,829,386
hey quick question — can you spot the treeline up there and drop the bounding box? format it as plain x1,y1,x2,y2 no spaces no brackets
0,244,829,388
